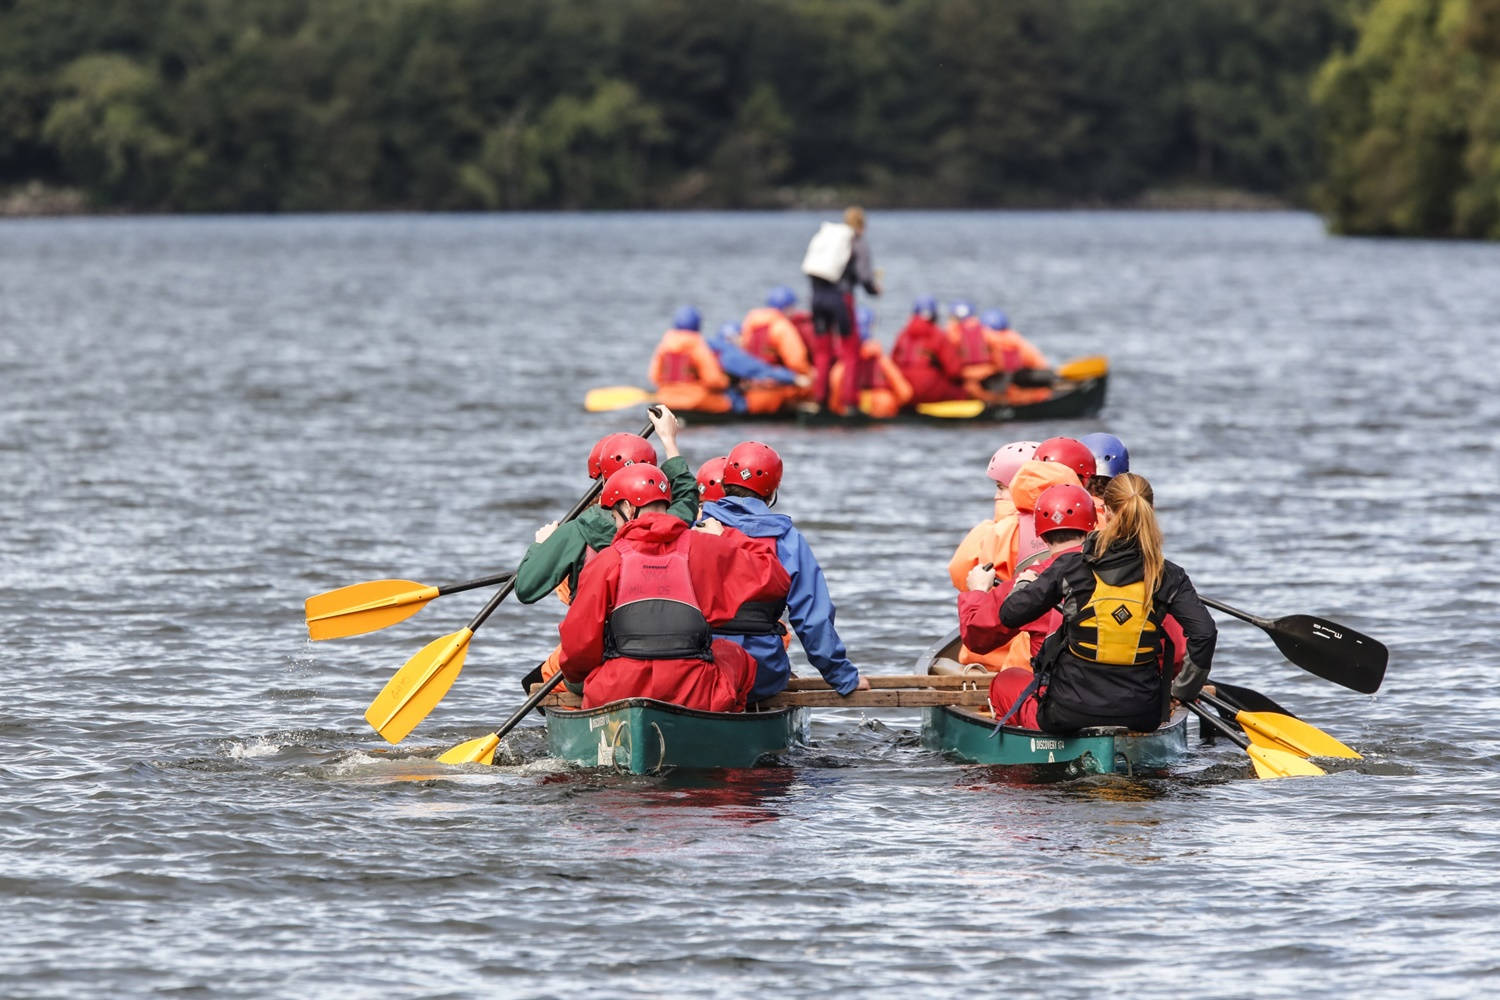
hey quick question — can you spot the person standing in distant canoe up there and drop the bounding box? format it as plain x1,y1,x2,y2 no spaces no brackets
802,206,881,411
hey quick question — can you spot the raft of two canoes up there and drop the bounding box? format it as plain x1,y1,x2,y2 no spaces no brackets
538,629,1188,776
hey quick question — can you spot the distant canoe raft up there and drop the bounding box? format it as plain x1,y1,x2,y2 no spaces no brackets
584,358,1108,425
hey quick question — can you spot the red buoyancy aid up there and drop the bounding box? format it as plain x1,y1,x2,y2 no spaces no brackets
954,319,990,367
857,346,890,390
657,349,697,384
741,315,775,362
604,529,714,661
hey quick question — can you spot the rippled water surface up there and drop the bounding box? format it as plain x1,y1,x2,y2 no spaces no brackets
3,212,1498,999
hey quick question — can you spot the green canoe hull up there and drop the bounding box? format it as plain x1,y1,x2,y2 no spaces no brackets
545,698,810,774
921,704,1190,776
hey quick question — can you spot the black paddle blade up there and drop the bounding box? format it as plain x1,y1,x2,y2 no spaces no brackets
1268,615,1387,694
1212,681,1298,718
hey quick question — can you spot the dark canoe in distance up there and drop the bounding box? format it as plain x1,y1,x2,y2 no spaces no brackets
915,628,1189,777
544,697,810,774
676,372,1108,427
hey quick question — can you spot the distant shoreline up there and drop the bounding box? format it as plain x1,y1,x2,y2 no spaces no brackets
0,180,1295,218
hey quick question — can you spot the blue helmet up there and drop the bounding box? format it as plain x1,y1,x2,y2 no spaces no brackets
766,285,797,310
717,321,740,338
981,308,1009,330
856,306,874,340
1079,432,1130,478
912,295,938,320
673,305,701,332
951,300,974,320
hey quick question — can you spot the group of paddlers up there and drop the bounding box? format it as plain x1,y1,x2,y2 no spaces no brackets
516,407,1218,737
647,292,1056,419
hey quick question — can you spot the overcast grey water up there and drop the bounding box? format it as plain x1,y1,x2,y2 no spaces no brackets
2,211,1498,999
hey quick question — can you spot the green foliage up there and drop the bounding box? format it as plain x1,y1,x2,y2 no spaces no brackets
1315,0,1500,237
0,0,1348,213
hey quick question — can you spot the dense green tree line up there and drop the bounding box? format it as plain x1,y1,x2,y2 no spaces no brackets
1314,0,1500,237
1,0,1350,214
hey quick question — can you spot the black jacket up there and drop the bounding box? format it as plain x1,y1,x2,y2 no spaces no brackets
1000,535,1217,728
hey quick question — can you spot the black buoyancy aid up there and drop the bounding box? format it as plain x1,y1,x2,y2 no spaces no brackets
713,599,788,637
1066,571,1163,668
604,532,714,661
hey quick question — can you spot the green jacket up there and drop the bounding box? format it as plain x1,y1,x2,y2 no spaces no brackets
512,455,699,604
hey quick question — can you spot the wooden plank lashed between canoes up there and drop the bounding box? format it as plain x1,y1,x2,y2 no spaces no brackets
536,673,995,710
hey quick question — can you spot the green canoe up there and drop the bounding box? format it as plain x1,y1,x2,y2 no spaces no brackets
916,629,1189,776
545,698,810,774
921,703,1188,776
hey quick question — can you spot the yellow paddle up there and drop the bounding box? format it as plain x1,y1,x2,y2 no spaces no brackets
1056,355,1109,381
364,414,657,744
304,572,513,640
915,399,986,419
438,672,567,765
1186,701,1326,779
585,386,657,413
1200,691,1360,760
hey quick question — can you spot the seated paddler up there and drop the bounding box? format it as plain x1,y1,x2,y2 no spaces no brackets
969,473,1217,734
556,463,791,712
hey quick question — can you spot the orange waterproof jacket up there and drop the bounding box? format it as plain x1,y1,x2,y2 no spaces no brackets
650,329,730,389
740,308,813,374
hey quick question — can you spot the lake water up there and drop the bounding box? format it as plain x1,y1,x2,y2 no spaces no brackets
2,211,1497,999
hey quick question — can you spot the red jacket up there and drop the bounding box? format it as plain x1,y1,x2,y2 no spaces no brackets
892,316,965,403
956,545,1075,663
558,513,791,710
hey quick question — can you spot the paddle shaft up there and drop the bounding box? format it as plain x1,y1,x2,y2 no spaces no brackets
464,416,657,633
497,671,567,743
1200,597,1272,629
437,572,514,597
1184,699,1254,751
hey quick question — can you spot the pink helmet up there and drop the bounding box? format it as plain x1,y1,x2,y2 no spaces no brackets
696,456,727,502
986,441,1039,486
724,441,783,498
600,463,671,509
590,433,659,480
1033,484,1097,538
1034,436,1097,485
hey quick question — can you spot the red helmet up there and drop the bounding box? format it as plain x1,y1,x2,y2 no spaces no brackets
724,441,783,498
1033,484,1097,537
696,456,727,502
1034,436,1097,484
589,433,659,480
600,463,671,509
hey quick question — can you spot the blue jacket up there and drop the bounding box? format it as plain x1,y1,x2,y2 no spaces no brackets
699,495,859,700
705,330,799,385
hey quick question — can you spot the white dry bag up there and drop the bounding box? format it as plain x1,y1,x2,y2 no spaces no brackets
801,221,854,282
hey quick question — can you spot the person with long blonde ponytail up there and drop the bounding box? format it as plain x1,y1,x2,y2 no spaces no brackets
996,472,1217,734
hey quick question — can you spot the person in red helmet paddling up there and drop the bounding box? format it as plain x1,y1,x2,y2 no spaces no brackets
697,440,870,702
556,462,791,711
958,483,1096,727
969,473,1217,734
696,456,727,503
514,407,700,689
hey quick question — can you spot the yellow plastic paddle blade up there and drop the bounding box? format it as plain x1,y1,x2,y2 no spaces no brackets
1240,712,1362,760
304,579,440,640
916,399,987,419
364,628,473,744
1247,744,1327,779
1057,355,1109,380
437,733,499,766
584,386,657,413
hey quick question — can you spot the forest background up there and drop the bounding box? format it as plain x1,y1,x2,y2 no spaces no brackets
3,0,1499,238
